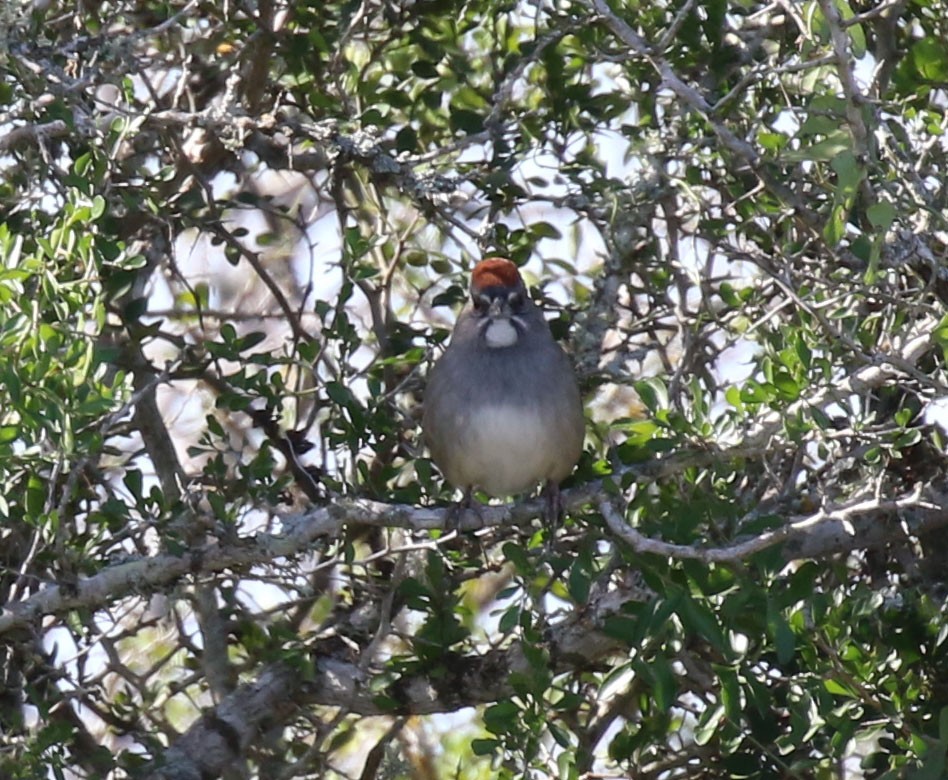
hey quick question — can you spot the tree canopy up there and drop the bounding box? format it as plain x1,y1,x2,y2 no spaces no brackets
3,0,948,778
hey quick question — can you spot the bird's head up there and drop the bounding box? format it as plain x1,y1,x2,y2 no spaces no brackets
470,257,529,348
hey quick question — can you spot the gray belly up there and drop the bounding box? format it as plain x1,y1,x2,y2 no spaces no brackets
441,404,573,496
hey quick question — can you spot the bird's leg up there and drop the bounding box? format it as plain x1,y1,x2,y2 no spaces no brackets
542,479,565,529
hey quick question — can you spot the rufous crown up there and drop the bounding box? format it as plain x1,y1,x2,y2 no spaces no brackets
471,257,523,290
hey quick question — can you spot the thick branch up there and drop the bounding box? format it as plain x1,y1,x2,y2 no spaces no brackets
0,120,70,152
3,443,943,638
142,575,636,778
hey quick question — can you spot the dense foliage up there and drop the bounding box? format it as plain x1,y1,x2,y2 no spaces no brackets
2,0,948,778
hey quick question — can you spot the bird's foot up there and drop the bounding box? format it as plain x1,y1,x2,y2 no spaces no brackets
446,487,485,532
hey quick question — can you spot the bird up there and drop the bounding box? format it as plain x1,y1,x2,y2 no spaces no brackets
422,257,585,522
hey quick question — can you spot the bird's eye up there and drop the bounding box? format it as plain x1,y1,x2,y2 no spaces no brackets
507,291,523,308
473,293,491,311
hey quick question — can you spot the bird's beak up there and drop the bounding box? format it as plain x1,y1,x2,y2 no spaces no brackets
488,298,507,319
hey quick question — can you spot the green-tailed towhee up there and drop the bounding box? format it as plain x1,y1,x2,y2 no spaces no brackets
423,257,584,519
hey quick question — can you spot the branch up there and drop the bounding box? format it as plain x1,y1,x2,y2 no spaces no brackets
740,317,936,451
583,0,758,162
138,109,464,205
0,120,70,152
0,289,938,638
583,0,827,236
0,304,938,635
601,485,948,565
817,0,875,209
0,493,542,637
4,433,943,638
142,573,639,778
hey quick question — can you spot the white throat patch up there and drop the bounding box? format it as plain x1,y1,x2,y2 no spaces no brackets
484,319,518,348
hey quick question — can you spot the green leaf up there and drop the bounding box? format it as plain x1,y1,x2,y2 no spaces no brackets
758,130,788,153
912,37,948,81
235,331,267,353
725,385,744,412
835,0,866,58
634,377,668,413
824,678,858,697
783,131,851,163
26,474,46,518
528,221,562,240
694,703,725,746
471,738,500,756
831,150,864,190
867,200,896,232
567,560,591,603
449,108,483,133
549,721,571,748
932,314,948,363
484,700,521,734
911,739,947,780
498,605,520,634
90,195,106,220
678,596,727,654
772,612,795,664
648,654,677,712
